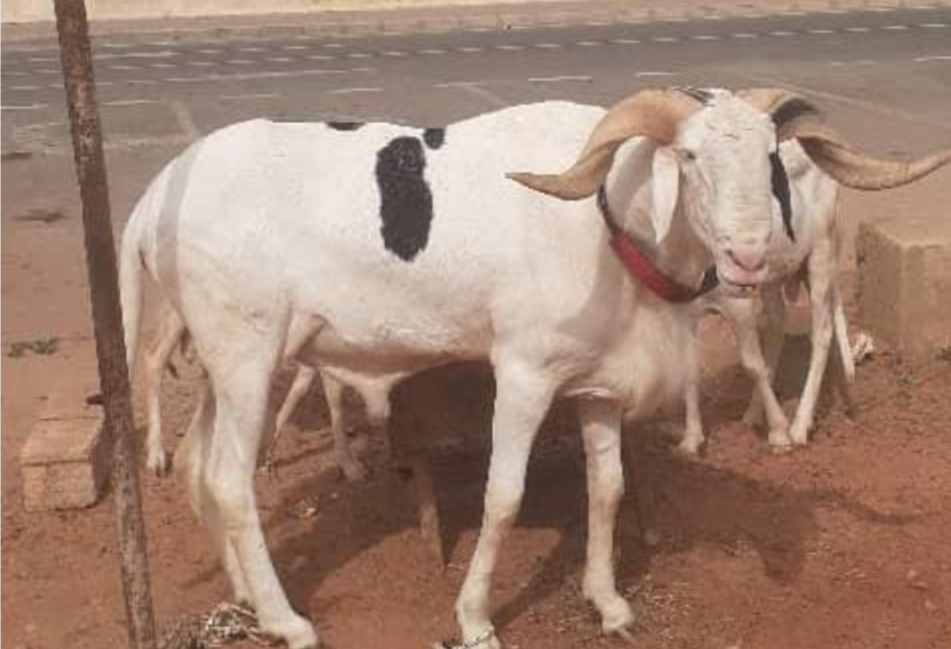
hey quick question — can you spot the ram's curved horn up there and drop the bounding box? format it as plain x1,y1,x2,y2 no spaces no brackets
740,88,951,190
507,89,701,200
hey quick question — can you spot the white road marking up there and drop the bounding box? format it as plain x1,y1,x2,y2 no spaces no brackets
347,53,373,58
919,23,948,28
9,85,41,91
496,45,525,50
33,69,61,75
457,83,509,108
769,30,795,37
434,81,487,88
807,28,835,34
611,38,641,45
844,26,871,33
220,92,281,100
3,71,29,76
418,49,449,54
653,36,680,43
914,54,951,62
306,54,337,60
534,43,563,49
108,64,142,70
882,24,909,30
281,44,309,50
95,50,178,60
690,35,721,41
239,46,269,53
27,56,58,63
171,99,201,139
103,99,161,107
327,86,384,95
1,103,48,111
730,33,758,39
576,41,601,47
636,70,677,77
164,67,361,83
380,51,408,57
733,71,951,131
196,48,224,54
226,59,256,65
267,56,293,62
528,75,592,83
322,43,346,48
188,61,216,67
830,59,876,67
148,62,177,68
126,79,160,85
457,47,484,53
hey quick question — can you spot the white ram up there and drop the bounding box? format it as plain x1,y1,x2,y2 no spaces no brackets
119,87,947,649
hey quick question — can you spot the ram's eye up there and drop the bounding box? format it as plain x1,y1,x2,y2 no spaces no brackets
676,147,698,163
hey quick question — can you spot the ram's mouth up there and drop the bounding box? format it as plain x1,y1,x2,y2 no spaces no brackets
717,270,760,297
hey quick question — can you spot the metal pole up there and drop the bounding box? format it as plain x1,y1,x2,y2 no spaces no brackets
52,2,158,648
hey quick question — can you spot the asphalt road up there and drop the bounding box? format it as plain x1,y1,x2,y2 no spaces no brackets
2,5,949,161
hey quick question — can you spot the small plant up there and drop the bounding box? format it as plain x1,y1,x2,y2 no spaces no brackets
896,369,917,389
6,337,59,358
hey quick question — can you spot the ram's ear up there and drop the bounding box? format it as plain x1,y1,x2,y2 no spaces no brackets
650,146,681,244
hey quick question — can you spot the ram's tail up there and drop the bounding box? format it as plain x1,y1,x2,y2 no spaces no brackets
118,207,146,383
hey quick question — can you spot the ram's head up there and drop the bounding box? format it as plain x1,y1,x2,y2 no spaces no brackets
509,87,950,297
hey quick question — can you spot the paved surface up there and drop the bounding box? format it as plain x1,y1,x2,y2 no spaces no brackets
2,4,950,164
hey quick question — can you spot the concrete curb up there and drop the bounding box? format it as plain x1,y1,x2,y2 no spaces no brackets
3,0,950,46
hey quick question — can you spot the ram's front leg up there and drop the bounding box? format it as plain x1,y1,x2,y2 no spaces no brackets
726,297,791,449
579,398,637,639
675,323,705,457
454,361,555,649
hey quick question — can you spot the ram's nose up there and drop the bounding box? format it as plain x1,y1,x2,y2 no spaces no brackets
726,245,767,274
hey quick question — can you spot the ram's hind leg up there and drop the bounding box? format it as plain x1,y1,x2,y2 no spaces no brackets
198,327,317,649
144,304,187,476
322,372,368,481
263,363,316,471
175,382,253,605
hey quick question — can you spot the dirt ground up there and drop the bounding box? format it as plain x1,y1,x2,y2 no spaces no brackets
3,299,951,649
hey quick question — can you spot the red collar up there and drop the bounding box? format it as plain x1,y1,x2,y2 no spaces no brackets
597,187,718,304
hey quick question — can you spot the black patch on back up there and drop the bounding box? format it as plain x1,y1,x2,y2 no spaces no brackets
770,98,819,130
327,120,365,131
770,151,795,242
375,136,433,261
677,86,715,105
422,127,446,150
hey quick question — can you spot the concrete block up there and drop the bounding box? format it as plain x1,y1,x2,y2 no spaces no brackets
20,401,109,512
858,213,951,362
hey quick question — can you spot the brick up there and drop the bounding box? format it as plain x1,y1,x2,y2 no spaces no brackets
20,402,109,512
858,213,951,362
